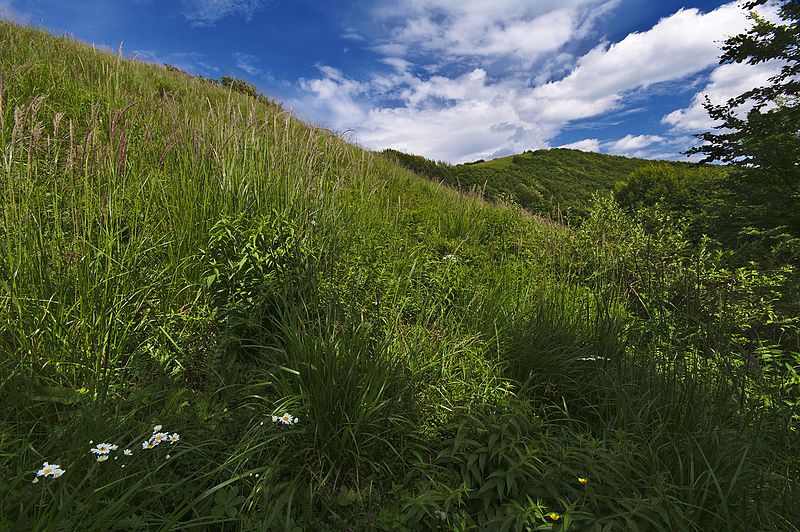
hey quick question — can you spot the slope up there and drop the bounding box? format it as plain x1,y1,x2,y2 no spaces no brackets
1,21,797,531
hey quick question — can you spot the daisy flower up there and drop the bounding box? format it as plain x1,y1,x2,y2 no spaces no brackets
153,425,162,432
168,433,180,444
96,455,109,462
90,443,118,455
142,439,157,450
36,462,65,478
278,413,294,425
123,449,133,456
152,432,169,444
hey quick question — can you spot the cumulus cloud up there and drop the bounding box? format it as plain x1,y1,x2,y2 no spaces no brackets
558,139,601,152
181,0,267,27
372,0,614,64
294,1,779,162
519,3,759,125
662,61,783,132
607,134,665,154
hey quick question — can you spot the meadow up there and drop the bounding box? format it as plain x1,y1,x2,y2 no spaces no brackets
1,22,798,530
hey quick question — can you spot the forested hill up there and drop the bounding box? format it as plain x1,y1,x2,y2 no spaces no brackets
385,147,698,220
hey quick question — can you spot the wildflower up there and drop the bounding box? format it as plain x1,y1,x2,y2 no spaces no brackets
89,440,94,444
142,439,157,450
153,425,162,432
90,443,118,455
278,413,294,425
165,454,171,460
168,433,180,444
123,449,133,456
36,462,64,478
96,455,109,462
121,464,126,469
546,512,561,521
577,355,608,362
260,421,264,426
32,477,39,484
152,432,169,444
578,476,589,486
433,510,447,521
443,254,457,262
271,415,278,422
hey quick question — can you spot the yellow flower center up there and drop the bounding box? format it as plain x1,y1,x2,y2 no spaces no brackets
43,468,52,474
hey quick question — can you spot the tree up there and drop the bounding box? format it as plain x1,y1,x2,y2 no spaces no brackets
689,0,800,233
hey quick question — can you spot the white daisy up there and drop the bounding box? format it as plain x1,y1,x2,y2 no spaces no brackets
271,415,278,422
153,425,163,432
90,443,117,455
36,462,63,477
96,454,109,462
278,413,294,425
123,449,133,456
152,432,169,444
168,433,180,444
142,439,157,450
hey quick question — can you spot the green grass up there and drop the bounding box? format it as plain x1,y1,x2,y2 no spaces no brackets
1,21,798,531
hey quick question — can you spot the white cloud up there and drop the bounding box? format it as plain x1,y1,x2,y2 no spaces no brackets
233,52,262,76
606,134,665,154
662,61,783,132
558,139,600,152
374,0,613,64
294,1,778,163
181,0,267,27
519,3,760,125
296,66,369,127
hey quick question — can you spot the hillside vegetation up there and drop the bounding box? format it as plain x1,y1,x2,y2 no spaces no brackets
385,148,706,221
1,22,799,530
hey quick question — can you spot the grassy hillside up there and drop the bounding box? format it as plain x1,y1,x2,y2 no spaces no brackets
1,22,798,530
385,148,702,220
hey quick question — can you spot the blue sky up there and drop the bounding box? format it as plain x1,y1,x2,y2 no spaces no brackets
0,0,781,163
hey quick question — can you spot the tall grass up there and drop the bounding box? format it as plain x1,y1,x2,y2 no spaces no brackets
1,21,798,530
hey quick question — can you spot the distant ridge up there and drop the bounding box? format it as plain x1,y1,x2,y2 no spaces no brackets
385,147,697,220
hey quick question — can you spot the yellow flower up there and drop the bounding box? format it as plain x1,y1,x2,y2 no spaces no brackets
578,476,589,485
546,512,561,521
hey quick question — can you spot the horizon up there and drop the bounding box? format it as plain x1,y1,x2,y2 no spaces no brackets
0,0,780,163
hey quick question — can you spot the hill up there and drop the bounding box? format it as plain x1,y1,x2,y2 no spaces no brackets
385,147,700,220
1,21,798,530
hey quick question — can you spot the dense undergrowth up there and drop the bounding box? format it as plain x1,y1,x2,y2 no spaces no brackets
1,22,799,530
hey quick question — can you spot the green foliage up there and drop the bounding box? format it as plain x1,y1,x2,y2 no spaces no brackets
689,0,800,236
387,147,698,221
1,20,799,532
